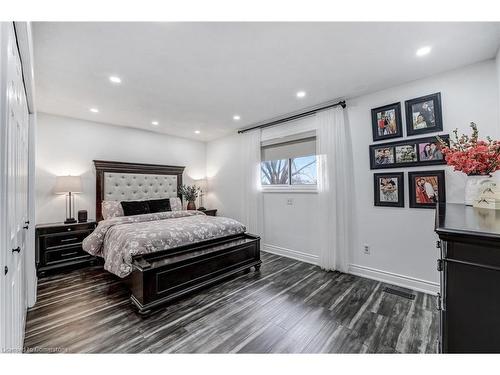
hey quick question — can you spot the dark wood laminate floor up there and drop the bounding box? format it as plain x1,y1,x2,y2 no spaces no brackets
24,252,439,353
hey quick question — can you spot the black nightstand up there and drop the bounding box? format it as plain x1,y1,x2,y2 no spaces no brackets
35,221,99,277
201,209,217,216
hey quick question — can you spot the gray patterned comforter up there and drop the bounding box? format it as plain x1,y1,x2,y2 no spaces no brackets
82,210,246,278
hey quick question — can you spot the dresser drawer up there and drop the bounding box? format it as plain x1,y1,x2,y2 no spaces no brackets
44,245,90,265
36,221,98,277
44,230,91,249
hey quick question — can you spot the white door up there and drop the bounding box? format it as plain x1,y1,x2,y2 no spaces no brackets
0,22,29,353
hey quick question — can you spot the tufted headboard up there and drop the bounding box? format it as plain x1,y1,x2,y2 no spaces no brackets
94,160,185,221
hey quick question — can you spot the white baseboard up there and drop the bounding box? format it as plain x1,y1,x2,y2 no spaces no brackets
263,244,319,265
262,244,439,295
348,263,439,295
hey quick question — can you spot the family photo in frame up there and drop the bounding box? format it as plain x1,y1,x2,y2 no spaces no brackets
405,92,443,136
370,93,446,208
371,102,403,141
374,172,404,207
408,170,446,208
370,134,449,169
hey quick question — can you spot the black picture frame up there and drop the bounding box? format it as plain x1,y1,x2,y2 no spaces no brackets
374,172,404,207
405,92,443,136
371,102,403,141
408,170,446,209
369,134,449,170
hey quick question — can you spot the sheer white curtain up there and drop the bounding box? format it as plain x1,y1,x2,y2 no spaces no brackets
316,107,354,272
240,129,264,237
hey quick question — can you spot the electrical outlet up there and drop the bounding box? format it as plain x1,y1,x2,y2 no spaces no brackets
363,244,370,255
286,198,293,205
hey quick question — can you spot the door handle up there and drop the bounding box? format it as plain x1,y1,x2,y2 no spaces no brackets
12,246,21,253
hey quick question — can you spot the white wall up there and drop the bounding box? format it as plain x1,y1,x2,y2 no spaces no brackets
206,118,321,265
207,59,500,294
36,113,206,224
349,60,499,293
206,134,244,221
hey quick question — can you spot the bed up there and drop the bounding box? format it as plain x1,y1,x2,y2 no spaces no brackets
83,160,261,315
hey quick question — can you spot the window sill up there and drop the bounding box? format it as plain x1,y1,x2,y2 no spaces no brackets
261,186,318,194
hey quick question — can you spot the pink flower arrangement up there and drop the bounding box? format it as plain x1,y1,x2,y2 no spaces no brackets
437,122,500,176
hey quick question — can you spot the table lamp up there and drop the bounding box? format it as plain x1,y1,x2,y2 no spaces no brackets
54,175,82,224
195,178,208,210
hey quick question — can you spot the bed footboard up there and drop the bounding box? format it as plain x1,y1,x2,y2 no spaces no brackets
128,233,261,314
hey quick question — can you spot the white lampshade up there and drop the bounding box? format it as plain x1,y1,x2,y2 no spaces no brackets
54,175,82,194
195,178,208,192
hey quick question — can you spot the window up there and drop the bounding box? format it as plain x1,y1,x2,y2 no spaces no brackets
261,159,289,185
291,155,317,185
260,132,317,189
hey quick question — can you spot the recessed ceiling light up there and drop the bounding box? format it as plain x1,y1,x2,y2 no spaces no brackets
109,76,122,84
89,108,99,113
233,115,241,121
416,46,432,57
296,91,306,98
194,130,201,134
151,121,159,126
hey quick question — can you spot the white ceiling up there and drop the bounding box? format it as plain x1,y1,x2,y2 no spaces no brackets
33,22,500,141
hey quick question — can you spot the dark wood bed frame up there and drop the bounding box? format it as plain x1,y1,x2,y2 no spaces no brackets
94,160,261,315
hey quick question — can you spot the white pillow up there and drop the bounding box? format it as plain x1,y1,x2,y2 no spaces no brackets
169,197,182,211
102,201,124,220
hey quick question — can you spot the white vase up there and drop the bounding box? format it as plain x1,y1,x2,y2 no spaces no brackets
465,175,491,206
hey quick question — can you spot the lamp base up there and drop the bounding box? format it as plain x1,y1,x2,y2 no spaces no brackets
64,217,77,224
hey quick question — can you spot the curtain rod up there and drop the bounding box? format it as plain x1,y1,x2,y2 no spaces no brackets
237,100,346,134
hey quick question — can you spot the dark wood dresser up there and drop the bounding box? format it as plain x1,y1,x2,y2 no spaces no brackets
36,221,98,277
435,203,500,353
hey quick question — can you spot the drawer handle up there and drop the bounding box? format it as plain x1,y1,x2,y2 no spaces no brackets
61,251,78,257
60,237,78,242
12,247,21,253
437,259,443,272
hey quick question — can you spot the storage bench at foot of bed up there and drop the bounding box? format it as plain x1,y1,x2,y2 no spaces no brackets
127,233,261,314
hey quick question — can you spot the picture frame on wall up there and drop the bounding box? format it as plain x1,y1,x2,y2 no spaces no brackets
374,172,404,207
371,102,403,141
408,170,446,209
369,134,449,169
405,92,443,136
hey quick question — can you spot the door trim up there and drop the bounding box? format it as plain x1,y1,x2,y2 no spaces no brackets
13,22,37,308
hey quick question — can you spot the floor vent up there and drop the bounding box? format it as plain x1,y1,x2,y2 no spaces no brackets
383,287,415,300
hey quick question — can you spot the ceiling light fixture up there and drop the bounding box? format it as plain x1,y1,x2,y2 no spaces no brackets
109,76,122,84
194,130,201,134
416,46,432,57
151,121,159,126
89,108,99,113
233,115,241,121
296,91,306,98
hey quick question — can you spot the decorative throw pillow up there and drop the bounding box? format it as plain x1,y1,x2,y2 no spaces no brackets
147,198,171,213
169,197,182,211
102,201,124,220
121,200,151,216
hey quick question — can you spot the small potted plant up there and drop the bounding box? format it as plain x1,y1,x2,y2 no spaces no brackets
179,184,201,210
438,122,500,205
